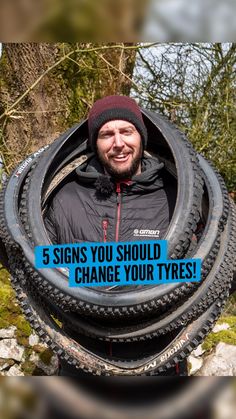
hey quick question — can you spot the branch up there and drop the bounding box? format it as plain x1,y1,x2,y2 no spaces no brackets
95,50,158,106
0,43,158,122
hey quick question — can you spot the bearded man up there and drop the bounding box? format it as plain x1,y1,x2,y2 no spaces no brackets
45,95,175,245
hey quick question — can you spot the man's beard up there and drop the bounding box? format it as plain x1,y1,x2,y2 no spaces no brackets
97,145,143,180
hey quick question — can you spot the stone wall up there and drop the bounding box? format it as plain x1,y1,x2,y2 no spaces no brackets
0,327,58,376
0,267,58,376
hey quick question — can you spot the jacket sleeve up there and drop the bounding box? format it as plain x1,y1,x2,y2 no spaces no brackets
44,201,59,244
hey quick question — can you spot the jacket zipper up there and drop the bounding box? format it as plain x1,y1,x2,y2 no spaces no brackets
102,218,112,355
115,182,121,242
102,219,109,243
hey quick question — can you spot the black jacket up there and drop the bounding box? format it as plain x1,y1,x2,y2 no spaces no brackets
44,154,176,245
45,155,185,376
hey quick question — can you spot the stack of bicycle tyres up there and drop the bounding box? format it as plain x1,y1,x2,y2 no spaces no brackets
0,109,235,376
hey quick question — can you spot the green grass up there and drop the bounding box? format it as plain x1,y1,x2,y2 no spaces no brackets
202,314,236,352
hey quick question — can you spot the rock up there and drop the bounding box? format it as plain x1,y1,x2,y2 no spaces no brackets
29,353,40,364
29,333,40,346
29,352,59,376
0,339,24,362
212,323,230,333
188,355,203,375
0,326,17,338
0,362,10,371
5,365,24,376
196,342,236,376
0,359,14,371
191,344,205,357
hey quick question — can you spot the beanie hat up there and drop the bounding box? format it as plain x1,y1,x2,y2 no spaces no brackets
88,95,148,151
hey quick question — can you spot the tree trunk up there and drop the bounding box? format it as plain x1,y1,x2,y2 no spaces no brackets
0,43,137,173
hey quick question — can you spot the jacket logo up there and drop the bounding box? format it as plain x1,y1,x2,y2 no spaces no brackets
133,229,160,238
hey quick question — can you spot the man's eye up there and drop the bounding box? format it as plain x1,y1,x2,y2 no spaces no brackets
99,133,112,139
122,129,133,135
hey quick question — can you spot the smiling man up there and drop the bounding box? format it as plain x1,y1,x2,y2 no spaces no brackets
88,95,148,179
45,95,177,249
96,119,142,179
45,95,177,245
44,95,184,375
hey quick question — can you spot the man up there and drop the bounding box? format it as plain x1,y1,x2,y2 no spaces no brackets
45,95,175,245
45,95,186,376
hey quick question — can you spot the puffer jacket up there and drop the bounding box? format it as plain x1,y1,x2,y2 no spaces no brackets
45,154,185,376
44,154,176,245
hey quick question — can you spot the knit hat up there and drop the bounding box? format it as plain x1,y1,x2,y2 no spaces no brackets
88,95,148,151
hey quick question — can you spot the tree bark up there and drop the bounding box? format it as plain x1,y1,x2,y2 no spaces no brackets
0,43,137,172
0,43,69,170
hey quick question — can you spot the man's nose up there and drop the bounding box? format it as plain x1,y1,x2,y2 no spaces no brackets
113,131,125,147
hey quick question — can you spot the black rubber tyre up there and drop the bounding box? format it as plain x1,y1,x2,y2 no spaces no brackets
68,196,235,342
8,257,225,376
34,189,235,343
0,113,235,376
0,145,50,266
15,152,231,332
5,111,206,319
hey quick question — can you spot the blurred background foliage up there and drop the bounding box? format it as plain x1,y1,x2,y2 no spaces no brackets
0,42,235,198
1,1,236,42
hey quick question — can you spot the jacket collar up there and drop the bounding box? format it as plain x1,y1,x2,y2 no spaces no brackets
75,153,164,192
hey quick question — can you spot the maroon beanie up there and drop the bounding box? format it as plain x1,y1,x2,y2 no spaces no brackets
88,95,148,151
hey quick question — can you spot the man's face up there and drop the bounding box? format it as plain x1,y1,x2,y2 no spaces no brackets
96,120,142,179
